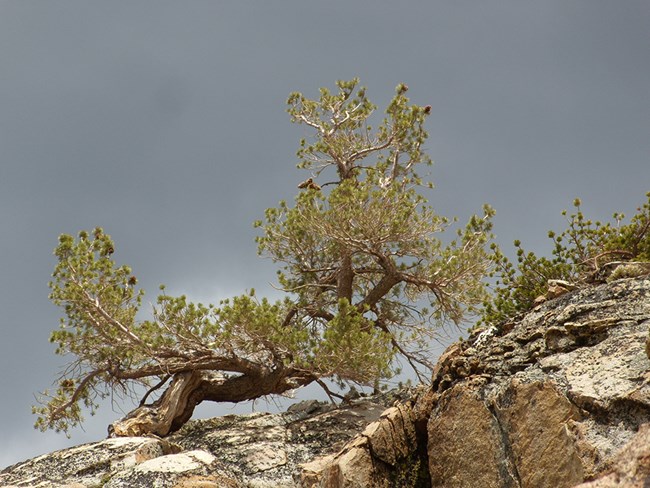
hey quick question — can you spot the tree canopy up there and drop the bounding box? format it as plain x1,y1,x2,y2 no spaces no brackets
34,79,495,437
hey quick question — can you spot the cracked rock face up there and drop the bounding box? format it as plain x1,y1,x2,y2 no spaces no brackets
423,277,650,488
299,400,427,488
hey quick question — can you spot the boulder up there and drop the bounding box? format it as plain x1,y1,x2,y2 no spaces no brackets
0,436,200,487
424,276,650,487
299,401,425,487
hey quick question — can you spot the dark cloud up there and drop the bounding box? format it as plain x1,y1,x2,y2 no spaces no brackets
1,1,648,467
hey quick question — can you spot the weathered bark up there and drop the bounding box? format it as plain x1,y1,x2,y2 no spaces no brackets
337,251,354,302
109,367,314,437
357,273,401,311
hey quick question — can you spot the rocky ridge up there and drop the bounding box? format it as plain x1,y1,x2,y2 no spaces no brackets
422,275,650,487
300,275,650,487
0,391,415,487
2,274,650,487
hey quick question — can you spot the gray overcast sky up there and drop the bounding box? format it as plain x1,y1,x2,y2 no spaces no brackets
1,1,648,467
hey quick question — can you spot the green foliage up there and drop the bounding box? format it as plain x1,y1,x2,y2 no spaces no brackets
36,79,496,435
35,230,307,434
34,228,144,434
286,79,431,183
480,192,650,328
311,299,393,383
258,79,495,377
393,456,431,488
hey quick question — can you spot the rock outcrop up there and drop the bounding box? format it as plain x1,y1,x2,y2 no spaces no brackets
299,399,428,488
3,275,650,487
299,275,650,487
421,276,650,488
0,392,408,487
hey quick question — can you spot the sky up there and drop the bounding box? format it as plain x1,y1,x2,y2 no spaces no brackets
1,1,649,468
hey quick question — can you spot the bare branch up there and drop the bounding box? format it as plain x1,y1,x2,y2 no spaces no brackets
314,378,345,403
139,375,171,407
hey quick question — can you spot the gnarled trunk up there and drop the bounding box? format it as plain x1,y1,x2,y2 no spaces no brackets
109,367,314,437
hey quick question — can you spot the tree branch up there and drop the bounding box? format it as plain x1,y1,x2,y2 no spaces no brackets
139,375,171,407
356,273,401,312
46,368,108,424
337,250,354,302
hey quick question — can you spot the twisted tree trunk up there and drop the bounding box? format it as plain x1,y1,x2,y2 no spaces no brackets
109,367,313,437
